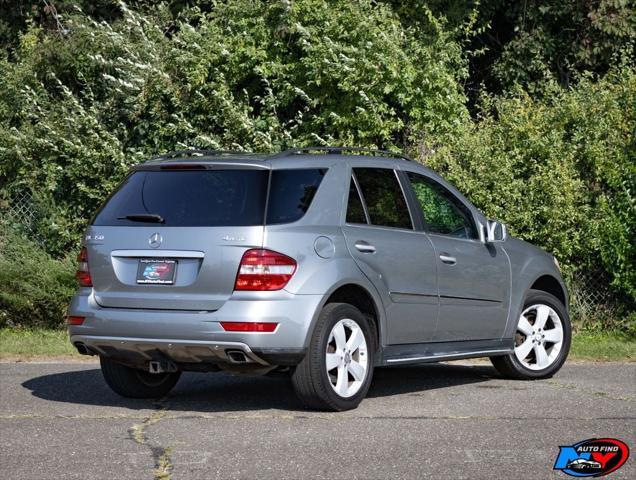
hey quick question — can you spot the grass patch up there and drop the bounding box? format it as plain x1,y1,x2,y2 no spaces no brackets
0,328,78,359
569,330,635,361
0,328,633,361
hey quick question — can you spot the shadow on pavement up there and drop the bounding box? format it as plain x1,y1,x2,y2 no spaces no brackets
22,362,498,412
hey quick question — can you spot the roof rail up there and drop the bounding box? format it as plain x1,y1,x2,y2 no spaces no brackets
148,149,257,161
271,146,413,162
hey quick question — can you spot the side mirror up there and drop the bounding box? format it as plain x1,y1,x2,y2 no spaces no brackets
480,220,507,243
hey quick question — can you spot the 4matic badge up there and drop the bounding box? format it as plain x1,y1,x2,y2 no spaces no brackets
554,438,629,477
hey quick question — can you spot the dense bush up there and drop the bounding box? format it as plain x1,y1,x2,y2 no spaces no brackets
0,225,76,329
0,1,633,330
386,0,636,98
427,68,636,300
0,0,466,255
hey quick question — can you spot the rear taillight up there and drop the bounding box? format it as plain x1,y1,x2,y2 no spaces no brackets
234,249,296,291
67,316,85,325
76,247,93,287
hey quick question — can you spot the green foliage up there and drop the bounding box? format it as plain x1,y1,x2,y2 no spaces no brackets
0,0,467,255
428,68,636,300
0,224,76,329
386,1,636,98
489,0,636,93
0,1,633,330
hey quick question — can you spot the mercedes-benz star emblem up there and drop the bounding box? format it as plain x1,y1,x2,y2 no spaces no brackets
149,233,162,249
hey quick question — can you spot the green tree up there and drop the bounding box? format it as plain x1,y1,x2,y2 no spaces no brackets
0,0,467,254
428,68,636,300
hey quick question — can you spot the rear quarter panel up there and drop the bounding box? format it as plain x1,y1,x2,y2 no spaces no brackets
264,161,387,348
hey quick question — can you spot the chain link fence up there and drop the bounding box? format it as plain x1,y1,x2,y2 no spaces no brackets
567,268,630,331
3,191,47,248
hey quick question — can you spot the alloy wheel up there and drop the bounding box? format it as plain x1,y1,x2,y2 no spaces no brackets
514,304,564,370
325,318,369,398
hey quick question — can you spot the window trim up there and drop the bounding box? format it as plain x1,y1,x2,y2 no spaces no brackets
349,172,371,225
403,170,479,241
345,167,414,231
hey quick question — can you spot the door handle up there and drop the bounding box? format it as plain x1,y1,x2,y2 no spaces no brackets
439,253,456,265
354,241,376,253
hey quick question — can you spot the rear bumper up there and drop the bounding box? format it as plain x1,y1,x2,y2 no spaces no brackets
71,335,269,365
67,290,322,366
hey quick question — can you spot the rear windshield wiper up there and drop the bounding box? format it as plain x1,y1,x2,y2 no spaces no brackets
117,214,165,223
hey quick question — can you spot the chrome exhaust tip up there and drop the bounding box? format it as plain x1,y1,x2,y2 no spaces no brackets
148,360,178,374
226,350,252,364
74,342,94,356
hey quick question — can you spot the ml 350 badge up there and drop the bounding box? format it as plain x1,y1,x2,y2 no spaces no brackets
136,259,177,285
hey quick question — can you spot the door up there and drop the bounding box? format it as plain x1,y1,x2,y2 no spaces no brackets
404,171,510,341
341,168,438,344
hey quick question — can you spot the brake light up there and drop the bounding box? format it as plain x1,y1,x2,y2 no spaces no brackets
220,322,278,332
76,247,93,287
234,249,296,291
67,316,85,325
160,164,207,170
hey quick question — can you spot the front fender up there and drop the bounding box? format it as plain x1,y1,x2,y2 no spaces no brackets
502,237,568,340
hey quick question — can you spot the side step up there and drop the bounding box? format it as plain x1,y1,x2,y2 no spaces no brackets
382,339,514,366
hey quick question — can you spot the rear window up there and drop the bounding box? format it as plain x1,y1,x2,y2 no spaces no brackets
266,169,327,224
93,170,269,227
92,168,326,227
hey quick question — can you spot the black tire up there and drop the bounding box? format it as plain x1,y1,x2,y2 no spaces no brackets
490,289,571,380
100,356,181,398
292,303,375,411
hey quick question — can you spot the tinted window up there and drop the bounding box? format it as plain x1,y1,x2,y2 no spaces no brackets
353,168,412,229
346,176,367,224
407,172,477,239
93,169,268,226
266,169,326,224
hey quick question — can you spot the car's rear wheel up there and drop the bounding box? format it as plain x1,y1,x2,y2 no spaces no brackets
100,356,181,398
491,289,571,379
292,303,375,411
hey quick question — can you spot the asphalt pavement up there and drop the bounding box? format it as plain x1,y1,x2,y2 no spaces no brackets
1,360,634,479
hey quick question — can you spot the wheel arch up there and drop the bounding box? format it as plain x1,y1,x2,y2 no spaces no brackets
306,280,385,353
530,274,567,307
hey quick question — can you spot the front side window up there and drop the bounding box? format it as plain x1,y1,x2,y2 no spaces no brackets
353,168,412,229
406,172,477,239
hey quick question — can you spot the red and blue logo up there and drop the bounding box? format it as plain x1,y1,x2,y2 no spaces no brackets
554,438,629,477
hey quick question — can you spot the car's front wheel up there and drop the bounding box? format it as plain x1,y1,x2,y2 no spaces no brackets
292,303,375,411
100,356,181,398
491,289,571,379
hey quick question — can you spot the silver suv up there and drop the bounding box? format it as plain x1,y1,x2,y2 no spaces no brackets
68,147,570,411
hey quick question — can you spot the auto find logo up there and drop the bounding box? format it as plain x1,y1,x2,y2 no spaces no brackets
554,438,629,477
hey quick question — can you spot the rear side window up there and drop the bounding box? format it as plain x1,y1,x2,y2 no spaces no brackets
93,170,269,227
266,169,326,224
353,168,412,229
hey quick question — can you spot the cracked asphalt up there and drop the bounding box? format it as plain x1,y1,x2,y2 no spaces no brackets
1,361,634,480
